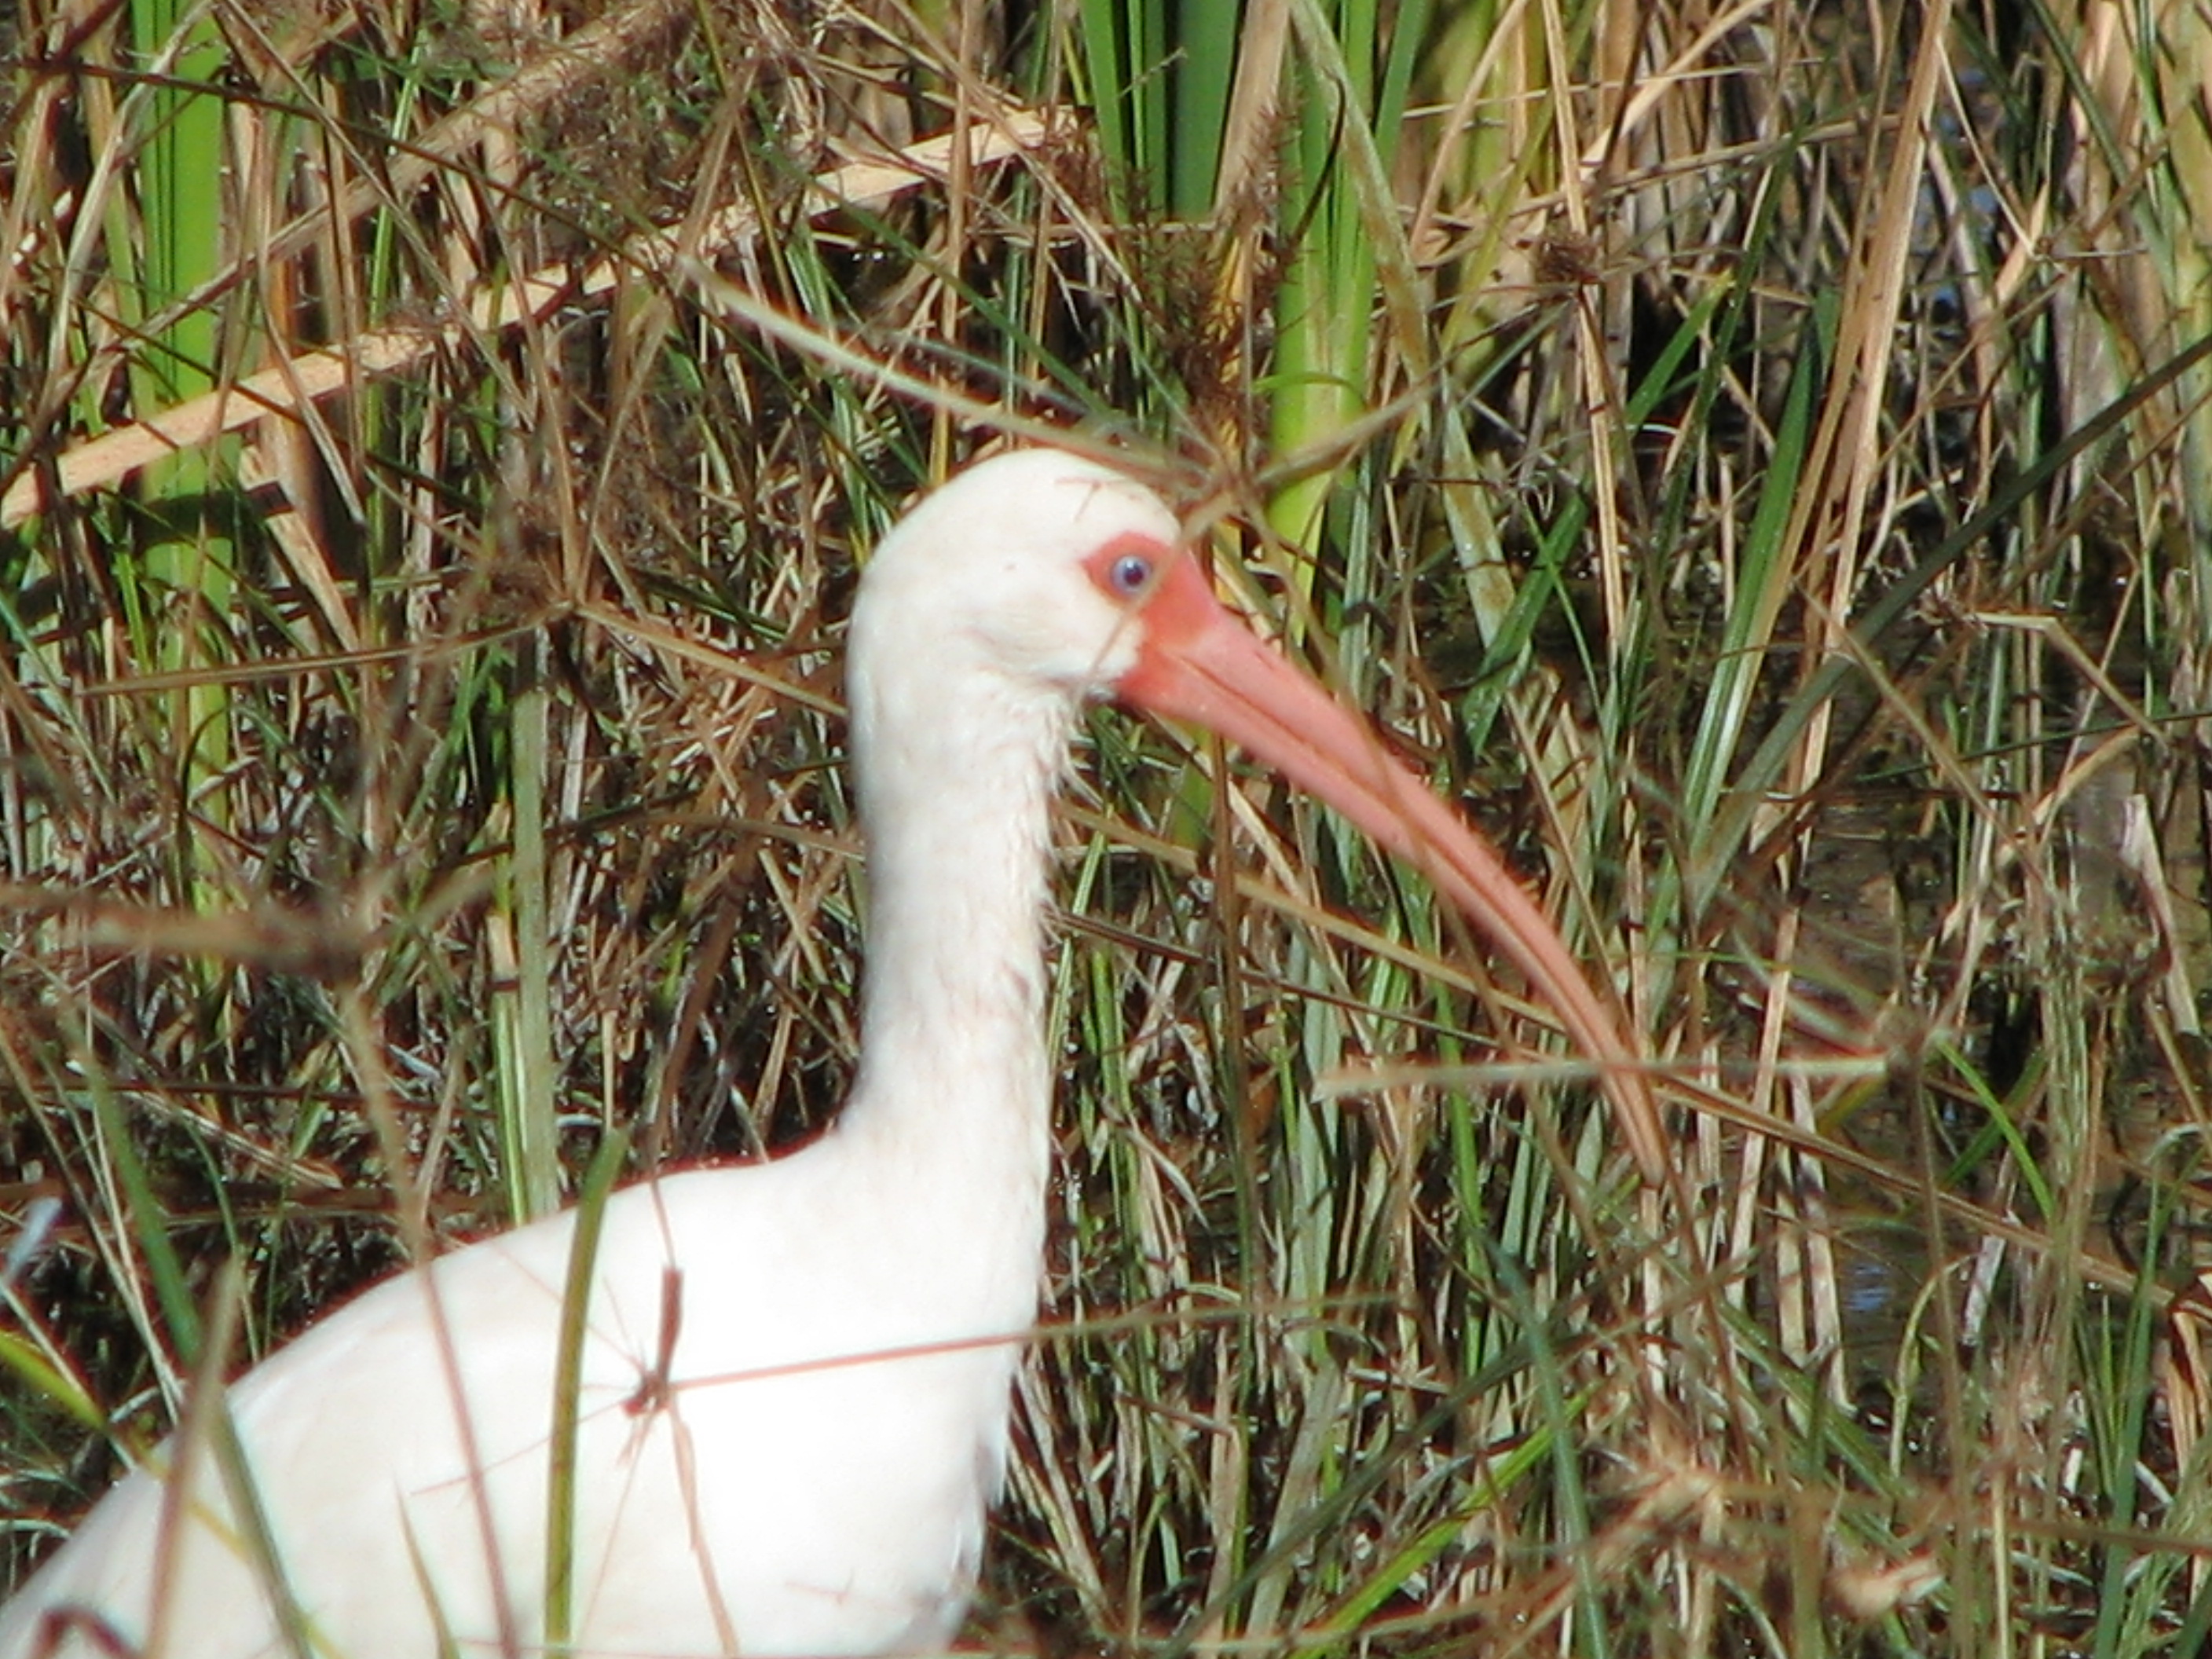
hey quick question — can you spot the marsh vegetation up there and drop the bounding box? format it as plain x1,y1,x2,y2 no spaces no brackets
3,1,2210,1653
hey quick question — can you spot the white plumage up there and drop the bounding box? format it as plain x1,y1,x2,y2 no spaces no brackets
0,449,1657,1659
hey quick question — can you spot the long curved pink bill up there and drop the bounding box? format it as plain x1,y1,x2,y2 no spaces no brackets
1119,554,1665,1185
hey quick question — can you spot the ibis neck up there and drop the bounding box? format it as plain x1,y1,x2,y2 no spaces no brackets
838,673,1073,1214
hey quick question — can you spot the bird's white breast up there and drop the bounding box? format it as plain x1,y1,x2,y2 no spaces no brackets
1,1145,1037,1659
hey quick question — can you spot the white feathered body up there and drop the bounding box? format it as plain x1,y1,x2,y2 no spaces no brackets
0,452,1177,1659
2,1108,1046,1659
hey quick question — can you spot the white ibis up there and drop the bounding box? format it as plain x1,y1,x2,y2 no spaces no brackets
0,449,1660,1659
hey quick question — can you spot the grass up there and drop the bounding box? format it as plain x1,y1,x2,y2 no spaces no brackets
3,0,2211,1654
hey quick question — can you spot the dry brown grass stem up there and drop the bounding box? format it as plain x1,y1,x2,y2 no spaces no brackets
1,113,1049,530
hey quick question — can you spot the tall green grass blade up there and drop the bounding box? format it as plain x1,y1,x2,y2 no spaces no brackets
1674,297,1824,913
544,1128,632,1655
494,650,562,1224
1170,4,1237,217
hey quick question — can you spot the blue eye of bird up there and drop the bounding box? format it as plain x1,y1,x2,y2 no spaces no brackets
1108,552,1152,596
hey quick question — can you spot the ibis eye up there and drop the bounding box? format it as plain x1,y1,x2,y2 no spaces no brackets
1106,551,1154,597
